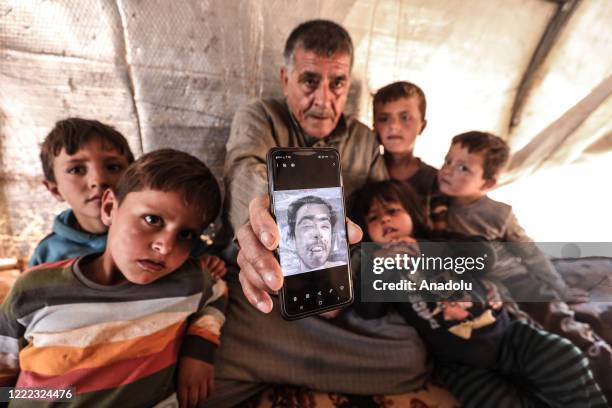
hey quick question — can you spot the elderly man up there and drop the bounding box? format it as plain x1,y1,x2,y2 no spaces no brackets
207,20,428,407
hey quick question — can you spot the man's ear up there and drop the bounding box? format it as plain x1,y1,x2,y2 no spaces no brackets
482,178,497,191
280,67,289,97
100,189,117,227
43,180,65,202
288,235,297,251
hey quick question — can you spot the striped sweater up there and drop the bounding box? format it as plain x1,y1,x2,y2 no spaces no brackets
0,255,228,407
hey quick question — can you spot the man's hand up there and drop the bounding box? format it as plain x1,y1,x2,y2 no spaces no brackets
199,255,227,280
177,357,214,408
565,287,590,305
236,195,363,313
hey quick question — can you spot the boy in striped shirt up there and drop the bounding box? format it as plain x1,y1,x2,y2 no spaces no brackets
1,149,227,407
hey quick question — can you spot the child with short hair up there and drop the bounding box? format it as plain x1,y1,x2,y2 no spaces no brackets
30,118,226,278
437,131,570,298
436,131,612,399
1,149,228,407
30,118,135,266
349,180,607,407
373,81,446,227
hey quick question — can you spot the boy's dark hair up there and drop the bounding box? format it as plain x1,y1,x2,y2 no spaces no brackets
348,180,428,241
287,195,337,239
284,19,354,69
373,81,427,121
41,118,135,182
115,149,221,228
451,131,510,179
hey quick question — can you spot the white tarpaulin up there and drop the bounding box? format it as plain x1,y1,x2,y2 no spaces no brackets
1,0,610,261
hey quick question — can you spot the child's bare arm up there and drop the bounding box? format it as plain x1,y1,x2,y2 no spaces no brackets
199,254,227,279
177,357,214,408
178,277,227,404
505,212,569,297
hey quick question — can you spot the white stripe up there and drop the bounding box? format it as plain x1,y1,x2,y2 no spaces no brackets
191,306,225,337
18,294,202,340
204,279,227,307
0,352,19,368
0,335,21,355
31,311,191,348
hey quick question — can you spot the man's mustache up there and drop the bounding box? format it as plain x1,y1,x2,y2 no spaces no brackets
305,108,334,119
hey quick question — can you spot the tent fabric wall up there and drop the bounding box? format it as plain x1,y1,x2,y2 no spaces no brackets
1,0,611,261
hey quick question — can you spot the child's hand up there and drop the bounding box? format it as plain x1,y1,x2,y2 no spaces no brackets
482,279,503,310
565,287,589,305
199,255,226,279
389,236,417,244
319,308,343,319
177,357,214,408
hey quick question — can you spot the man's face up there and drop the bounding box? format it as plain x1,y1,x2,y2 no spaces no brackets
44,138,130,234
293,203,333,269
374,96,426,156
281,48,351,139
102,189,203,285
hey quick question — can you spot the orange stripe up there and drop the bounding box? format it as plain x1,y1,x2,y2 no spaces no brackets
24,258,76,274
186,326,219,345
20,321,185,376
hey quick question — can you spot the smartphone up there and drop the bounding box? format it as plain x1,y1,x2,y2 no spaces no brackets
267,147,353,320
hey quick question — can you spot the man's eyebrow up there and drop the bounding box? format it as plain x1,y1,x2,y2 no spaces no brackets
297,214,331,224
298,71,321,81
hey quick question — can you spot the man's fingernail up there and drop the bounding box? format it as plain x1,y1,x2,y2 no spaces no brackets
260,231,274,247
264,271,277,286
257,300,271,313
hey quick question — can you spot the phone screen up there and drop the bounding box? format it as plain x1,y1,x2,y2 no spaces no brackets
268,148,352,319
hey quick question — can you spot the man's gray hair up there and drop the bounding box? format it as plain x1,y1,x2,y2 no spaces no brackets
283,19,354,71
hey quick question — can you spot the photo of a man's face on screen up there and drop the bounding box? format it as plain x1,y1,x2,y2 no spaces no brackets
273,187,348,276
288,196,335,271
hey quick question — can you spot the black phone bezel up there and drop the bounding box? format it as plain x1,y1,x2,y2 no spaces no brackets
266,147,354,320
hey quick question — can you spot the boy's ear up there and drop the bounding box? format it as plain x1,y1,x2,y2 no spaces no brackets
43,180,65,202
482,178,497,191
100,189,117,227
419,119,428,135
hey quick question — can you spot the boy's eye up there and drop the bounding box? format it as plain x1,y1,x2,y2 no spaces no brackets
178,230,196,241
67,165,86,175
375,116,388,123
143,215,163,226
458,164,469,172
366,214,378,223
106,163,125,173
400,113,410,122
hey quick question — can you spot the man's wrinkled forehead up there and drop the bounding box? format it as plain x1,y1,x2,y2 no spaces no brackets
297,213,332,226
290,47,352,74
296,203,332,223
